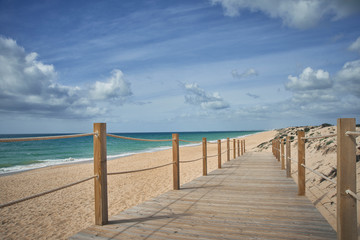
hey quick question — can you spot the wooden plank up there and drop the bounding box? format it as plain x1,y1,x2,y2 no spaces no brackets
72,152,336,240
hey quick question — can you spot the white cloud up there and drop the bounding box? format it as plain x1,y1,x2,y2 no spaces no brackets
90,69,132,101
0,36,132,118
335,59,360,97
348,36,360,54
184,83,229,110
285,67,332,91
232,68,258,79
232,61,359,122
211,0,360,29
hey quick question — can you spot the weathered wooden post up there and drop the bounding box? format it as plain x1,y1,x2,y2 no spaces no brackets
172,133,180,190
227,138,230,161
242,140,245,155
240,140,243,155
233,139,236,159
237,140,240,157
276,139,280,162
286,136,291,178
281,139,285,170
239,140,242,156
274,139,277,159
297,131,305,196
93,123,108,225
337,118,357,240
202,137,207,176
272,140,274,156
217,139,221,169
244,140,245,153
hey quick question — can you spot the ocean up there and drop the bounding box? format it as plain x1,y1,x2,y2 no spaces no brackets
0,131,260,175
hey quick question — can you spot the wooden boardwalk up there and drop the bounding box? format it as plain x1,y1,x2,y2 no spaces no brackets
70,152,336,239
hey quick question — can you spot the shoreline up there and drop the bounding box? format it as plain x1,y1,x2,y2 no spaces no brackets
0,131,262,177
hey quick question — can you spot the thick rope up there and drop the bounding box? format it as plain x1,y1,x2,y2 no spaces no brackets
0,133,95,143
107,162,173,175
345,190,360,201
179,139,201,143
180,157,203,164
221,150,228,155
107,133,171,142
0,175,96,208
301,164,336,185
207,154,219,158
346,131,360,137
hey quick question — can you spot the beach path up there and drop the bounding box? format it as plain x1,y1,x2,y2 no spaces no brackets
70,152,336,239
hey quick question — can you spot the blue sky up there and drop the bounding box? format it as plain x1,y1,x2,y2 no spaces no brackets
0,0,360,133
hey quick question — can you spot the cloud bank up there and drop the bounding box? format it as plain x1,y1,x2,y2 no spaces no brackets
285,67,332,91
0,37,132,118
211,0,360,29
349,36,360,54
184,83,229,110
283,60,359,116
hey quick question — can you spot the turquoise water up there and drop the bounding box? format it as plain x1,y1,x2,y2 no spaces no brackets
0,131,260,174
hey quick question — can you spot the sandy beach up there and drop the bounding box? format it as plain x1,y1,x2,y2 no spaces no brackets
0,127,359,239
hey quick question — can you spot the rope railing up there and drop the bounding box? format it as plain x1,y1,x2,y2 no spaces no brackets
180,157,203,164
289,157,298,164
179,139,229,144
345,190,360,201
300,164,336,185
107,133,171,142
0,132,95,142
179,139,202,143
107,162,173,175
1,122,246,228
0,175,96,209
346,131,360,137
271,118,358,239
